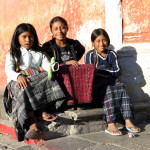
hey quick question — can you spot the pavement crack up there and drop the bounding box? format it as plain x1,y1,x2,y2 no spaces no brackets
72,135,100,145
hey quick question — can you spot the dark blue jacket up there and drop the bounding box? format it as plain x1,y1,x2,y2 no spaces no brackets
84,49,121,77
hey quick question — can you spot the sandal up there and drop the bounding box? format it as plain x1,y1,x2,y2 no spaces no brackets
38,113,58,121
126,126,140,133
105,129,122,136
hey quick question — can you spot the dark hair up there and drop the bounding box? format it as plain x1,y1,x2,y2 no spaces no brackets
49,16,68,31
91,28,110,46
10,23,39,63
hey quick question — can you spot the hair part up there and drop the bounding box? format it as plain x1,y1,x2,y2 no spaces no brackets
91,28,110,46
49,16,68,31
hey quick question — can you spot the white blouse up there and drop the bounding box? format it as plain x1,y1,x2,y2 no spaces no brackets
5,46,56,84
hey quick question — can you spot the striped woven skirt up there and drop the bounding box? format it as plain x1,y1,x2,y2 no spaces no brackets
103,84,134,124
3,72,65,141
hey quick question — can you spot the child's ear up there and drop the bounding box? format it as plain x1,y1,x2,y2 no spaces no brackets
91,42,95,49
92,42,94,47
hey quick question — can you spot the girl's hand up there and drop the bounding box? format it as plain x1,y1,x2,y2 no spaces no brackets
65,60,79,67
17,75,30,89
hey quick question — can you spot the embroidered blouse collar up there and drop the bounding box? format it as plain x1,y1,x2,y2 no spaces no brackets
20,46,33,56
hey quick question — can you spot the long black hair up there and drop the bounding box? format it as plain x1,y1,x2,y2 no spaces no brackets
49,16,68,31
91,28,110,66
10,23,39,64
91,28,110,46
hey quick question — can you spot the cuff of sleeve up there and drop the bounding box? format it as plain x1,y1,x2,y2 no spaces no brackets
14,73,22,81
51,62,59,72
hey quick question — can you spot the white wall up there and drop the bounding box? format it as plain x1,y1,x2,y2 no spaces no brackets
105,0,150,102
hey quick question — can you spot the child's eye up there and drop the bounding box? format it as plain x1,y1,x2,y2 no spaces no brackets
23,36,26,38
103,39,107,42
61,26,66,29
53,28,58,31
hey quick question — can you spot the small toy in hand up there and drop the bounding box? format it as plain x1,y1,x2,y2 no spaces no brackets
48,57,55,80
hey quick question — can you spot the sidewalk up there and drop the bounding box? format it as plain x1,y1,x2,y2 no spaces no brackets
0,121,150,150
1,90,150,150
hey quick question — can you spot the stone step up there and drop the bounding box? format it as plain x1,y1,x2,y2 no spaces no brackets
1,92,150,141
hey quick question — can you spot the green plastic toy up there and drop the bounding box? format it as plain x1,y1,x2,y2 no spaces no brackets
48,57,55,80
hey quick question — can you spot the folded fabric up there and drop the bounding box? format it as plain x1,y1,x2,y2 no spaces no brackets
56,64,96,105
19,68,45,77
20,68,40,77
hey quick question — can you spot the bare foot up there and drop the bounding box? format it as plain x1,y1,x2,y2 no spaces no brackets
29,123,40,132
26,111,45,139
28,111,41,132
125,120,140,132
107,123,122,134
26,123,45,139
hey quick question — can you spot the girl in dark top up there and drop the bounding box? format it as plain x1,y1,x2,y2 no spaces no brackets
42,16,85,66
85,28,140,135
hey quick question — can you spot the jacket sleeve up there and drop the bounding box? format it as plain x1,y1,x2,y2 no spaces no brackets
97,52,121,77
74,40,85,61
84,51,92,64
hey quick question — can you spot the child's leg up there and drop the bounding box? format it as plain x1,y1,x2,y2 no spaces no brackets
119,86,140,132
103,86,118,124
28,111,39,131
120,85,134,120
26,111,45,139
104,99,122,134
103,85,123,135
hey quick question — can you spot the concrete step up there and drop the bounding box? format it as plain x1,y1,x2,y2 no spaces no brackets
1,93,150,142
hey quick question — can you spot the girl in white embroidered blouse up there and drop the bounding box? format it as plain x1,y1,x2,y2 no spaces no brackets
4,23,65,141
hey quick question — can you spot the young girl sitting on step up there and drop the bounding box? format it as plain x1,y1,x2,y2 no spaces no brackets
4,23,65,141
84,28,140,135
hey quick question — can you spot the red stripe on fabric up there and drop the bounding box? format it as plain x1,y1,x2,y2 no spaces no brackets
28,68,33,76
104,95,113,123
